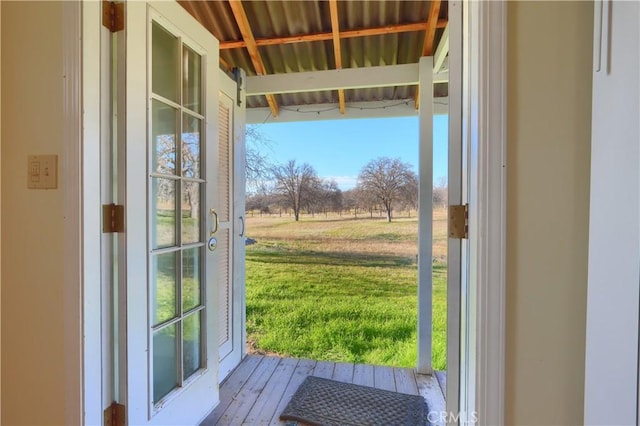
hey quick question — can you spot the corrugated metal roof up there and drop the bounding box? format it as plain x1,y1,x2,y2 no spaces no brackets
179,0,448,111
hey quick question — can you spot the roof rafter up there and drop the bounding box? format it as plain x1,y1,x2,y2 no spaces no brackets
219,19,448,50
415,0,442,109
422,0,442,56
329,0,346,115
227,0,279,117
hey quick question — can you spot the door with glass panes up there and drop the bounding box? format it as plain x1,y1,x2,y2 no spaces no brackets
120,2,222,424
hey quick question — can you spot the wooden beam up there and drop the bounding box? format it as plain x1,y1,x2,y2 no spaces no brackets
246,65,448,95
329,0,346,114
415,0,442,109
337,90,346,115
422,0,442,56
219,19,448,50
250,64,410,95
433,23,449,73
246,98,449,124
219,55,231,71
227,0,279,117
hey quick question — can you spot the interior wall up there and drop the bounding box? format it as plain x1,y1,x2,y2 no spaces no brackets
1,2,67,424
506,1,593,424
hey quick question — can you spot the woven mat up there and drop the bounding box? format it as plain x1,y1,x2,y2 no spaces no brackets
280,376,429,426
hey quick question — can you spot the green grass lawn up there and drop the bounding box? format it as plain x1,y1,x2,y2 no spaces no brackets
245,212,448,370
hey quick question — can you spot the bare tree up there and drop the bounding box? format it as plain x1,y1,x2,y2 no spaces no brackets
309,178,342,216
153,128,200,219
271,160,318,221
245,125,273,194
356,157,417,222
341,188,360,217
400,173,419,214
432,176,448,209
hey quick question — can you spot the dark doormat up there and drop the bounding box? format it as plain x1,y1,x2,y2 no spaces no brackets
280,376,429,426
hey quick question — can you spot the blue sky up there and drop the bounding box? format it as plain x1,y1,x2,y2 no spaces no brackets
251,115,448,191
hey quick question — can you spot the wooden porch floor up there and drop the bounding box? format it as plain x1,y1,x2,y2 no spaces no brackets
201,355,446,426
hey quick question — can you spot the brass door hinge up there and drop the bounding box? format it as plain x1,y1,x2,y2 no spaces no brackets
104,402,125,426
103,204,125,233
103,1,124,33
449,204,469,239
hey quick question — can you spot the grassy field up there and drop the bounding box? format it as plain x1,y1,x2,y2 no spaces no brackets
245,208,448,370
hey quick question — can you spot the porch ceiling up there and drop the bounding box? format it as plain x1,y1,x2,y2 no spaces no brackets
178,0,449,119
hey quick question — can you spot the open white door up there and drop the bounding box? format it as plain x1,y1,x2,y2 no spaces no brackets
217,70,247,381
120,2,221,423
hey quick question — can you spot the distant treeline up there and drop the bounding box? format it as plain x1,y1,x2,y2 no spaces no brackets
246,157,448,222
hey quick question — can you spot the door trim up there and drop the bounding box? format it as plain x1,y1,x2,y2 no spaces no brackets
446,0,462,419
464,1,507,424
63,1,85,424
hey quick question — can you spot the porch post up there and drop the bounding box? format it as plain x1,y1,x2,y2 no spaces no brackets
417,56,434,375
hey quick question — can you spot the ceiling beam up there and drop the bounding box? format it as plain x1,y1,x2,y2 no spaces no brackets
219,19,448,50
433,23,449,73
415,0,442,109
422,0,442,56
219,55,231,71
227,0,279,117
246,63,449,96
246,98,450,124
329,0,346,115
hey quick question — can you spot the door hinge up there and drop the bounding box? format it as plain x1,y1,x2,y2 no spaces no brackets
103,1,124,33
104,402,125,426
103,204,125,233
449,204,469,239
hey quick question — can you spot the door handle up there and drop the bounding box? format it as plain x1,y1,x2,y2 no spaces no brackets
210,208,219,236
239,215,245,237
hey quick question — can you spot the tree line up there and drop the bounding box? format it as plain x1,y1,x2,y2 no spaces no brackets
246,157,448,223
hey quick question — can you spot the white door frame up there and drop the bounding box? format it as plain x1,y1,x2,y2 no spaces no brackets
75,1,507,423
446,1,463,419
80,1,107,424
462,1,507,424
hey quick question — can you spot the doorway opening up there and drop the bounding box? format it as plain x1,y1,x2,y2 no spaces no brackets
242,114,449,374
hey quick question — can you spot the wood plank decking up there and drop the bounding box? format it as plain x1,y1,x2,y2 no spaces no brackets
201,355,446,426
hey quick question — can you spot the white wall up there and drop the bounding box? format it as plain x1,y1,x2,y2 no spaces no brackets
584,2,640,424
506,2,593,424
1,2,75,424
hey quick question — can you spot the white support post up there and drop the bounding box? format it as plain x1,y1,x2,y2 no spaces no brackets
417,56,434,375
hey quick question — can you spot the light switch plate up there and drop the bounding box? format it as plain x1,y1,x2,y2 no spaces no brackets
27,155,58,189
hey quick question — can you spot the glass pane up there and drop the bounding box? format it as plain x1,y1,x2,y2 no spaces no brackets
153,324,178,403
152,178,177,249
152,252,177,326
152,100,178,175
152,22,179,102
182,182,201,244
183,46,201,113
182,114,201,178
182,248,201,311
183,312,202,380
